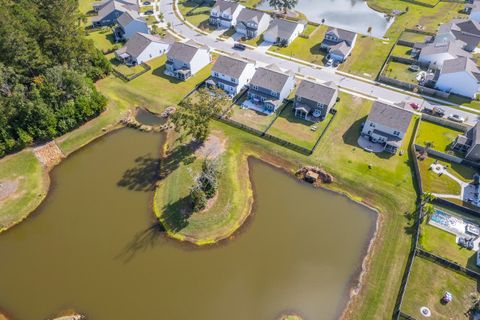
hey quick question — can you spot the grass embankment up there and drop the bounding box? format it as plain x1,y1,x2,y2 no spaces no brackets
402,257,478,319
154,93,418,318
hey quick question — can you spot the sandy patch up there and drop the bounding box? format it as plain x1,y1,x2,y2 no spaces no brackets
0,179,19,202
195,131,226,159
33,141,64,169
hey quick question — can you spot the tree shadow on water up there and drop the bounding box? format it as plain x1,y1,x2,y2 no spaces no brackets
117,153,161,191
116,221,166,263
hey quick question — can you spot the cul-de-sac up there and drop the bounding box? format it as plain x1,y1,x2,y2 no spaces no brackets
3,0,480,319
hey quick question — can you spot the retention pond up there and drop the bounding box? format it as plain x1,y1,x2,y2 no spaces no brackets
0,128,376,319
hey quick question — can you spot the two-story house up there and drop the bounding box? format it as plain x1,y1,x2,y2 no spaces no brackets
418,40,470,67
469,0,480,23
114,10,149,41
210,55,256,96
244,64,295,114
361,101,413,154
164,41,211,81
209,0,244,28
93,0,137,12
293,80,338,122
115,32,171,65
435,19,480,52
320,27,357,62
92,0,137,27
435,56,480,98
452,122,480,161
263,18,306,46
235,8,271,39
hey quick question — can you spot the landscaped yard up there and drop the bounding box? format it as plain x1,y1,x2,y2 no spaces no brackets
177,0,213,30
416,120,463,152
418,156,462,195
383,60,418,84
390,44,414,59
228,98,279,132
265,102,334,149
86,29,118,53
420,218,480,272
268,24,327,65
139,5,153,13
399,31,431,44
402,256,478,319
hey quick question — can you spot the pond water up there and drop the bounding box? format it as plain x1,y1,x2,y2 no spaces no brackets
257,0,393,38
135,108,165,126
0,128,376,319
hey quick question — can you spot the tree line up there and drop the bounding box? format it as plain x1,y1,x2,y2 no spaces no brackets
0,0,111,157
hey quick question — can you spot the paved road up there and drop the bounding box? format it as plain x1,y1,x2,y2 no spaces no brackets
160,0,479,126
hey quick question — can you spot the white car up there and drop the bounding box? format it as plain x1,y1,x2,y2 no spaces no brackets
448,114,466,123
326,58,334,67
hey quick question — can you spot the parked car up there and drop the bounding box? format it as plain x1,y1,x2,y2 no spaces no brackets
143,1,151,4
432,107,446,117
326,58,334,67
409,64,420,72
409,102,420,110
448,114,466,123
144,10,154,15
233,43,246,50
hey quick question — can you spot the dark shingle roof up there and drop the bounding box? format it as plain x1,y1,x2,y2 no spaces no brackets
92,0,136,22
367,101,413,133
250,64,293,93
212,55,252,79
237,8,267,25
296,80,337,105
167,41,208,62
326,27,356,43
441,56,480,81
116,32,169,59
265,18,303,40
212,0,241,14
117,9,143,27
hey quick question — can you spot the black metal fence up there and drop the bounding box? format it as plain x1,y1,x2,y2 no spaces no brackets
112,63,151,82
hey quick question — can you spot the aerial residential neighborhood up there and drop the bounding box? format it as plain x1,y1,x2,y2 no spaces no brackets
3,0,480,320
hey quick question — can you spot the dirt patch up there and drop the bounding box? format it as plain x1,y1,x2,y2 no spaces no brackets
195,131,227,159
33,141,64,169
0,179,19,202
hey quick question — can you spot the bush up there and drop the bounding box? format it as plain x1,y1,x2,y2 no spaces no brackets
190,186,207,212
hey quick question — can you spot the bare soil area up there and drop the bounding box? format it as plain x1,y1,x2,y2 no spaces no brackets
194,130,226,159
33,141,64,169
0,179,19,202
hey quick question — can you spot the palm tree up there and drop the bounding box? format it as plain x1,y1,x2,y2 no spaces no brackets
268,0,299,14
419,192,436,221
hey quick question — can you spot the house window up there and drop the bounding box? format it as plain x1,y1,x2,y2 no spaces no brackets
214,72,219,77
369,123,375,127
393,131,400,136
230,77,235,82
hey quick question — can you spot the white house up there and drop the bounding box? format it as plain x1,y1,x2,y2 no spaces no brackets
210,55,256,96
91,0,137,27
245,64,295,113
115,32,171,65
320,27,357,62
165,41,211,80
435,56,480,98
93,0,138,12
361,100,413,154
209,0,244,28
263,18,305,45
115,10,148,41
235,8,271,39
470,0,480,23
418,40,470,67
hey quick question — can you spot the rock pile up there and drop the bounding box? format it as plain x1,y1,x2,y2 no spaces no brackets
295,166,333,186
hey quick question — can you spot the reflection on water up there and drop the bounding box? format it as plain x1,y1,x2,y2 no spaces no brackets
257,0,393,37
0,129,376,319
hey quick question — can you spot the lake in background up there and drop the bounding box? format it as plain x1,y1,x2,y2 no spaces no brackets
257,0,393,38
0,128,376,319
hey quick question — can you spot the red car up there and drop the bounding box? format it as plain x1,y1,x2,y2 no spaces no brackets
410,103,420,110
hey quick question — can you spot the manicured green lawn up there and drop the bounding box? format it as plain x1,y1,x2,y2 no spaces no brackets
229,100,278,132
266,101,334,149
416,120,463,152
391,44,414,59
139,5,153,13
383,60,418,84
402,257,477,319
268,25,327,65
418,156,462,195
399,31,431,44
86,29,118,53
420,220,480,272
177,0,212,30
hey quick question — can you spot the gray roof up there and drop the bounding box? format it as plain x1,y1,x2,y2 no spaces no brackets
116,32,169,59
367,101,413,133
250,64,293,93
237,8,267,25
441,56,480,81
420,40,470,57
92,0,136,22
167,41,209,63
265,18,303,40
326,27,356,43
212,55,252,79
330,41,350,56
117,9,143,28
212,0,241,14
455,19,480,36
296,80,337,105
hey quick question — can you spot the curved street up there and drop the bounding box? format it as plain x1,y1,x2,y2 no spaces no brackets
159,0,479,126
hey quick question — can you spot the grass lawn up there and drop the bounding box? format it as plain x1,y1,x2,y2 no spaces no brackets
86,29,118,53
420,219,480,272
390,44,414,59
144,15,158,25
418,156,462,195
229,98,278,132
447,94,480,112
399,31,431,44
0,151,46,232
402,256,478,319
416,120,463,152
383,60,419,84
177,0,212,29
268,25,328,65
139,5,153,13
112,61,149,78
265,101,334,149
241,35,265,47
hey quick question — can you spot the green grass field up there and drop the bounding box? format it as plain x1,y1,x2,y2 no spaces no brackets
178,0,212,29
402,256,478,319
86,29,118,53
383,60,419,84
390,44,414,59
417,157,462,195
416,120,463,152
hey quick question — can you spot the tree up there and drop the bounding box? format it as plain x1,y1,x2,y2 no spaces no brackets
419,192,436,221
268,0,299,14
170,87,229,142
367,26,372,35
190,184,207,212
